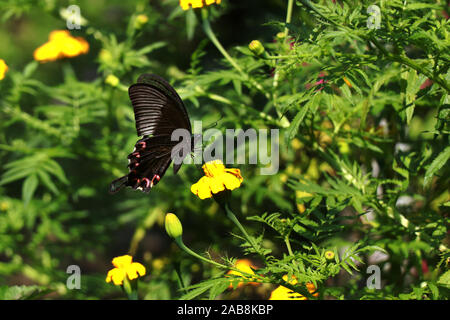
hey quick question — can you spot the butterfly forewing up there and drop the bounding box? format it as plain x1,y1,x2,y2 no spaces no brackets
109,74,194,194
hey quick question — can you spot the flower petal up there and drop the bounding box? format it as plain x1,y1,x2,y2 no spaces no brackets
106,268,126,285
126,262,146,280
220,173,242,191
112,255,133,269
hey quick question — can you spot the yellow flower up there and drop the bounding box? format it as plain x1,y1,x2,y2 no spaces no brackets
180,0,221,10
105,255,146,286
269,275,318,300
191,160,243,199
0,59,8,80
34,30,89,62
325,251,335,260
136,14,149,25
105,74,120,87
227,259,259,288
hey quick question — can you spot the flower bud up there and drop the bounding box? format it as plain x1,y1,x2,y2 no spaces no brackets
99,49,113,64
248,40,265,56
105,74,119,87
135,14,149,29
165,213,183,239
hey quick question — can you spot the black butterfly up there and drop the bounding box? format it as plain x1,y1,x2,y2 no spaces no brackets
110,74,199,194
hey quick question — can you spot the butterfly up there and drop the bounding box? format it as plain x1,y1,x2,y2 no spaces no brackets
110,74,199,194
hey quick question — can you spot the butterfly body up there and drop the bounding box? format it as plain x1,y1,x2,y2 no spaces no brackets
110,74,195,194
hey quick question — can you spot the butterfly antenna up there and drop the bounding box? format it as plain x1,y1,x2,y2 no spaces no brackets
203,114,224,130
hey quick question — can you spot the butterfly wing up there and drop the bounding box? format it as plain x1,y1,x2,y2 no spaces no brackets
128,74,191,136
110,135,179,193
110,74,193,194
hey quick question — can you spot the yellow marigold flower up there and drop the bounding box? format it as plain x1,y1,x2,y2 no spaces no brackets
105,255,146,286
34,30,89,62
0,59,8,80
191,160,243,199
269,275,318,300
227,259,259,288
180,0,221,11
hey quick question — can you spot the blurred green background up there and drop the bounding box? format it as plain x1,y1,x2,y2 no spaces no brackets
0,0,449,300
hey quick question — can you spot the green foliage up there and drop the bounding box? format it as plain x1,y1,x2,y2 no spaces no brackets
0,0,448,300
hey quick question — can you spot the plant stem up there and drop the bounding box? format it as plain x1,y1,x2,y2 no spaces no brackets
369,36,450,94
201,8,271,100
284,0,295,37
223,202,260,255
284,237,295,257
174,236,264,282
201,8,243,74
174,237,310,297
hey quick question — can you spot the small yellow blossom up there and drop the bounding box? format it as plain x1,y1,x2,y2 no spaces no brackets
105,74,120,87
180,0,221,10
338,140,350,154
227,259,259,288
34,30,89,62
296,190,313,214
0,59,8,80
191,160,243,199
105,255,146,286
269,275,318,300
136,14,149,25
325,251,335,260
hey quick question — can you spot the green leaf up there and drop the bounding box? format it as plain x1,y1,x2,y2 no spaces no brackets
285,93,321,145
0,285,51,300
424,147,450,188
186,9,197,40
22,174,38,205
437,270,450,288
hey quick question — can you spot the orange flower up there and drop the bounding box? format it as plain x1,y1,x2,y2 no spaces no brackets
180,0,221,10
227,259,259,289
34,30,89,62
269,275,318,300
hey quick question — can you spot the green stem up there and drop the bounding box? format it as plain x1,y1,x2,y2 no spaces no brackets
174,237,310,297
369,36,450,94
223,202,260,254
174,236,263,282
175,236,225,269
284,237,295,257
201,8,271,100
272,0,295,127
284,0,295,37
201,8,244,75
122,277,138,300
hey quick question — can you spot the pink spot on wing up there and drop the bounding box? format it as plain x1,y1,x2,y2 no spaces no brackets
142,178,150,188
